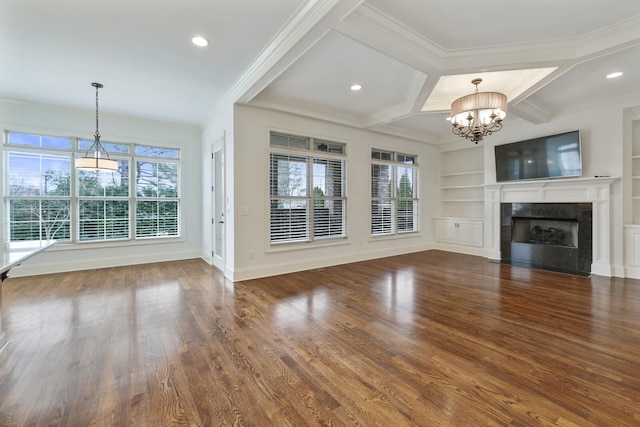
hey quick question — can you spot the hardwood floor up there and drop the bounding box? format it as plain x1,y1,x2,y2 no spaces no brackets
1,250,640,426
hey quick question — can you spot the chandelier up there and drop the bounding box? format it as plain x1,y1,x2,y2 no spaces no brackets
450,78,507,144
75,82,119,172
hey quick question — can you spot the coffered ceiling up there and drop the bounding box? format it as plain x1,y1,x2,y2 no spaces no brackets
1,0,639,144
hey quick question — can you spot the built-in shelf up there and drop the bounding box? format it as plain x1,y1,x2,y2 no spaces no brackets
441,170,483,177
434,216,483,220
632,120,640,226
486,176,619,188
440,146,484,218
441,185,484,190
625,109,640,277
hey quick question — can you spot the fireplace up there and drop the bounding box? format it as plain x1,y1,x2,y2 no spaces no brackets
485,177,616,277
501,203,592,275
511,218,578,247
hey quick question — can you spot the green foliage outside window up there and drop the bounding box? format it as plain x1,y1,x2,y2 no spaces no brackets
5,132,180,243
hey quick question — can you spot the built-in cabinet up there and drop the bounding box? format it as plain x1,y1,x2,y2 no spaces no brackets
625,109,640,278
433,218,483,248
434,145,484,255
630,115,640,223
625,225,640,277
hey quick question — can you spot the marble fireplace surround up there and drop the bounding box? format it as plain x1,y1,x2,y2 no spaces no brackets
485,177,618,277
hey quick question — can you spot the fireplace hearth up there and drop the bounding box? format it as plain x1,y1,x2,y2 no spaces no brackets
501,203,592,275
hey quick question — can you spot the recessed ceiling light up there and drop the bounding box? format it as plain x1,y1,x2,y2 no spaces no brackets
192,36,209,47
350,84,362,91
606,72,623,79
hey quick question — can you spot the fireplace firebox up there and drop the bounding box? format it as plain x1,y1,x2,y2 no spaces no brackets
501,203,592,275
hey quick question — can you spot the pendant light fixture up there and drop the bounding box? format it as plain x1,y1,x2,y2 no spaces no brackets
75,82,119,172
450,78,507,144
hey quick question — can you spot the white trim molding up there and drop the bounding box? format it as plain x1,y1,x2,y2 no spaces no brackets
484,176,619,277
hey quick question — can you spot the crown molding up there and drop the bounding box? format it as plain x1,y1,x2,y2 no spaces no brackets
367,122,439,144
220,0,365,108
250,70,430,131
248,94,367,128
335,3,444,72
625,105,640,120
342,3,640,74
444,16,640,71
207,1,640,137
364,72,429,127
438,137,485,152
247,95,440,144
510,98,554,125
576,15,640,58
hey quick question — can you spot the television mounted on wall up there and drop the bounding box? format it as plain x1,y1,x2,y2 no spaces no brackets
494,130,582,182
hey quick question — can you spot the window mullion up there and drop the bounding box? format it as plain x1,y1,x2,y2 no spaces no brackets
130,162,135,240
392,165,398,234
71,159,79,243
308,156,314,241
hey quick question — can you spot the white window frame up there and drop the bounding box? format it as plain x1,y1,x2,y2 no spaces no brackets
268,131,347,246
2,130,181,245
371,149,419,237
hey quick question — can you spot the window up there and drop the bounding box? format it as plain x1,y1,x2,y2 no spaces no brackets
371,149,419,236
4,131,181,244
7,151,72,241
135,160,179,238
77,161,130,241
269,132,346,244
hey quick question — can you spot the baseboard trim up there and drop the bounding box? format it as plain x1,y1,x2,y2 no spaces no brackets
433,242,487,258
624,265,640,280
230,243,434,281
8,250,202,278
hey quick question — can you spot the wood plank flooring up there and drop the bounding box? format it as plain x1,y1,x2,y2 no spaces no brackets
1,250,640,426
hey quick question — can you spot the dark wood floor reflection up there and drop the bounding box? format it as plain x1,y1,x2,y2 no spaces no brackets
1,250,640,426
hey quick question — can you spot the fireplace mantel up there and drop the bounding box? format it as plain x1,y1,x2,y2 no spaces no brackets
484,176,619,276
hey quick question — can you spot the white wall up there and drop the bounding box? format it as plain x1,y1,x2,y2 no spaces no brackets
6,95,636,280
230,104,439,281
0,99,202,277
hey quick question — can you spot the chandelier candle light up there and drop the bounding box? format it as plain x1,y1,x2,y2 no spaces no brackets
75,82,119,172
450,78,507,144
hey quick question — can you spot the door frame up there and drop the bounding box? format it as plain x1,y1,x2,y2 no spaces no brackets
211,134,225,272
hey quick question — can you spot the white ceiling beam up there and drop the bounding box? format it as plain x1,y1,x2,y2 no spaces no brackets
223,0,365,107
510,98,554,125
333,3,444,74
363,72,429,127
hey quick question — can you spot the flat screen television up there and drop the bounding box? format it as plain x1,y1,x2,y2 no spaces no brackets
495,130,582,182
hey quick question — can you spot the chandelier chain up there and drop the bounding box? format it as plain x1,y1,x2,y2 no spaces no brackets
94,83,100,141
